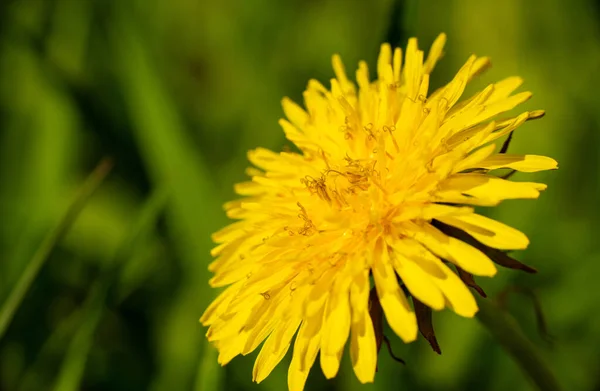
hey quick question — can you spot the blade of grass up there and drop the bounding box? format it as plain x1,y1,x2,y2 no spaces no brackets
17,302,85,391
51,186,169,391
0,36,80,297
51,281,105,391
113,186,170,302
0,158,113,340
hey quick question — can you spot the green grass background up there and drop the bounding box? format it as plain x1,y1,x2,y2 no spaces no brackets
0,0,598,390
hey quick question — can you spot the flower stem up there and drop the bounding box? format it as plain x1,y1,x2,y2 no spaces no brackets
476,297,562,391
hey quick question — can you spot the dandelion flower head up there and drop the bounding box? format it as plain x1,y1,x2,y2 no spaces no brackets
201,33,557,391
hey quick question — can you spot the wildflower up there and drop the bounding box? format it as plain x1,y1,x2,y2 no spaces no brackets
201,33,557,391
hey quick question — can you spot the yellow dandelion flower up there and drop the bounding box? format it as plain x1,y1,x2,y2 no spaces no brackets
201,33,557,391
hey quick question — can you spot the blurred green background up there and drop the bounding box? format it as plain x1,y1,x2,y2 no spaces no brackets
1,0,599,390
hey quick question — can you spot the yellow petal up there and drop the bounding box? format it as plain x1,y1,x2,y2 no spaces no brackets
453,143,497,173
443,120,496,153
470,91,532,126
433,190,502,207
253,318,302,383
320,349,344,379
393,47,402,82
243,316,277,355
414,223,497,276
436,213,530,250
349,269,370,315
227,264,294,308
423,33,446,74
288,320,321,391
279,118,311,148
209,262,254,287
371,240,418,341
469,57,491,80
419,204,474,220
396,238,478,317
377,43,393,81
217,331,248,365
436,55,476,109
487,76,523,103
446,84,494,119
233,181,267,196
403,38,424,100
321,275,352,356
211,221,248,244
440,92,531,137
282,97,308,128
477,154,558,172
391,252,445,310
438,173,547,203
207,306,254,342
247,147,280,171
281,277,312,320
349,309,377,383
200,281,243,325
482,112,530,144
332,54,354,94
356,60,370,91
304,267,338,317
425,257,478,317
